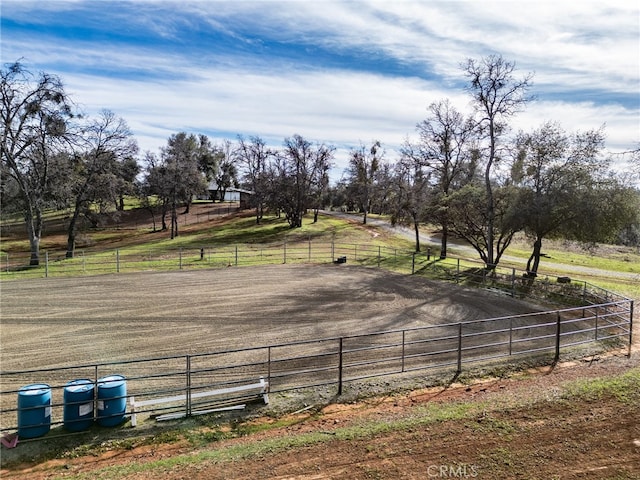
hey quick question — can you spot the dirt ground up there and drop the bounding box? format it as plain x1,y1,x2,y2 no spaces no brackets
0,264,545,371
1,265,639,479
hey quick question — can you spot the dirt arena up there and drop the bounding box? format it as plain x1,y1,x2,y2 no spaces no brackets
0,264,542,372
2,265,639,479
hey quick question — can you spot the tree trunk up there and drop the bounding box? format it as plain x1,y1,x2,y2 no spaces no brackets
485,119,496,269
170,203,178,239
147,206,157,232
440,224,449,259
24,211,42,266
413,212,421,252
65,203,82,258
526,237,543,276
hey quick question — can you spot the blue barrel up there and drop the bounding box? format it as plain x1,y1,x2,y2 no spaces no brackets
63,379,95,432
17,383,51,439
96,375,127,427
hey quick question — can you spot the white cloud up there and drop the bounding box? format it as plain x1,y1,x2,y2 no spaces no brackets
2,0,637,180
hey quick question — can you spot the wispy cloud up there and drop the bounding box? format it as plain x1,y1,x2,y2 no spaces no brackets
2,0,638,177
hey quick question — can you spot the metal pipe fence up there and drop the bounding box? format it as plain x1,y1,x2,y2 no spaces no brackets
1,239,634,441
0,298,633,439
0,239,624,307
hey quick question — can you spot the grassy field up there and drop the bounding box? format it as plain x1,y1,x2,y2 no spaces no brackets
2,203,639,300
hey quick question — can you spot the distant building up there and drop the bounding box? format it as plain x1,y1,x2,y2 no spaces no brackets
205,182,253,209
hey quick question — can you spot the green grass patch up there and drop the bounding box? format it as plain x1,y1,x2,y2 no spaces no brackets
561,368,640,405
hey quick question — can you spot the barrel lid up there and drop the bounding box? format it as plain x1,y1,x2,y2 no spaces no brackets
65,379,94,393
19,383,50,395
98,375,125,387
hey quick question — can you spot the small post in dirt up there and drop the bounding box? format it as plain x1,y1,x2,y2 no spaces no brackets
337,337,344,396
401,330,406,372
186,355,192,418
45,251,49,278
116,249,120,273
457,323,463,375
554,312,561,364
628,300,634,358
267,346,272,387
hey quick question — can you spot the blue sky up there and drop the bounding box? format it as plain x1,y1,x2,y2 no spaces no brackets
2,1,639,180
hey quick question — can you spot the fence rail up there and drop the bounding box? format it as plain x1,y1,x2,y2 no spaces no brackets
1,240,627,313
0,296,633,437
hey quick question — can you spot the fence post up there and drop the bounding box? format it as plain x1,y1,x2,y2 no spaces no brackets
401,330,406,373
267,346,272,387
412,252,416,274
308,237,311,262
338,337,344,396
82,250,86,273
45,251,49,278
509,317,513,356
629,300,634,358
456,323,463,375
456,259,460,284
94,365,99,419
554,312,561,364
116,249,120,273
235,245,238,265
186,355,192,418
377,246,381,268
179,248,183,270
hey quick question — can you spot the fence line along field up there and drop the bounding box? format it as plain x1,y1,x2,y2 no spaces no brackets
0,264,543,373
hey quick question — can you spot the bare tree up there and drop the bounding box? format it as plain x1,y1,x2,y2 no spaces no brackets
345,141,382,225
1,62,75,265
463,54,533,268
392,155,431,252
160,132,209,238
402,99,476,257
278,134,334,228
64,110,138,257
236,135,274,224
211,139,238,202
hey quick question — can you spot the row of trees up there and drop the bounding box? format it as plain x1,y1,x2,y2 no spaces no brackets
1,63,139,264
340,56,639,276
2,57,639,275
